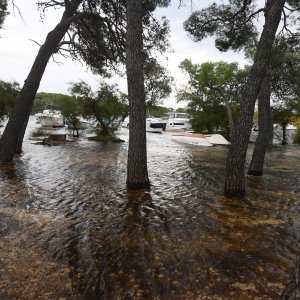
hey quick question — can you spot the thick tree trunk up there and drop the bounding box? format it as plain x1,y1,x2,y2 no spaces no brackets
282,124,287,145
248,65,273,176
15,117,29,154
126,0,150,189
281,258,300,299
224,99,235,141
224,0,286,197
96,116,111,137
0,0,82,162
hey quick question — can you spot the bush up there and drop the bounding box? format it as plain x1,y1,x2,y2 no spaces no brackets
30,127,47,138
293,129,300,144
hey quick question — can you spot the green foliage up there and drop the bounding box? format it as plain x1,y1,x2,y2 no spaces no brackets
69,80,128,133
293,129,300,144
190,105,230,135
184,0,259,52
272,93,300,126
184,1,299,54
271,36,300,102
66,0,171,76
30,127,47,138
146,102,172,118
33,92,70,113
55,95,85,133
178,59,247,104
0,80,20,120
144,58,173,105
177,59,247,134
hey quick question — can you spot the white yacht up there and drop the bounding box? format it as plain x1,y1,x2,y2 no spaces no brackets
122,117,166,133
286,124,297,130
146,117,165,133
35,104,65,127
165,112,192,131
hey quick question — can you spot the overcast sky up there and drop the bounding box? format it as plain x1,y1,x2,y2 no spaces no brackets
0,0,247,108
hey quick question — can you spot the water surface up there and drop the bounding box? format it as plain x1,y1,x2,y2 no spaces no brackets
0,118,300,299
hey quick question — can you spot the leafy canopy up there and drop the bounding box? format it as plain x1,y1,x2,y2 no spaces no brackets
184,0,300,52
0,80,20,121
177,59,249,135
178,59,248,108
69,80,128,132
37,1,171,76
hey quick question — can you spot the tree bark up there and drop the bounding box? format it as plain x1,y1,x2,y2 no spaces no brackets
0,0,82,162
126,0,150,189
224,0,286,197
282,123,287,145
15,117,29,154
281,258,300,299
93,102,112,137
224,99,235,141
248,64,273,176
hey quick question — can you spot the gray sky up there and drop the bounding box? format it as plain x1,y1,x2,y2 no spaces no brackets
0,0,247,108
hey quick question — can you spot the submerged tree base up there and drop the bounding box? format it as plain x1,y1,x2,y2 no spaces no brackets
126,180,151,190
224,183,246,198
248,170,263,176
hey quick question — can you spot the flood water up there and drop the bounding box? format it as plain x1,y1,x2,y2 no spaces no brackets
0,117,300,299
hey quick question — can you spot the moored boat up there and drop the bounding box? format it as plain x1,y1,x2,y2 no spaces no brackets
35,104,64,128
204,134,231,145
171,133,230,147
146,117,165,133
67,118,92,130
165,112,192,131
171,133,213,146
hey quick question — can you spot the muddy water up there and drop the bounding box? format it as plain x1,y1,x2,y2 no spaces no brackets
0,117,300,299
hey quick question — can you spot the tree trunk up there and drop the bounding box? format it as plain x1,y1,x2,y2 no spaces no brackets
0,0,82,163
224,99,235,141
224,0,286,197
248,65,272,176
126,0,150,189
282,124,287,145
15,117,29,154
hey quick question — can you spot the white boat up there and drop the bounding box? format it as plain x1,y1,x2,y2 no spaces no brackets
67,118,92,130
171,133,213,146
171,133,230,147
35,105,64,128
165,112,192,131
204,134,231,145
286,124,297,130
146,117,165,133
122,117,165,133
78,119,92,129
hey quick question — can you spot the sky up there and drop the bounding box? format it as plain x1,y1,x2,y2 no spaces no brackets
0,0,247,108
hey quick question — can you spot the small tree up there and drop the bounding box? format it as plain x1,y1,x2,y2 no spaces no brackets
54,94,84,137
144,58,173,106
273,105,298,145
69,81,128,137
0,80,20,121
178,60,248,139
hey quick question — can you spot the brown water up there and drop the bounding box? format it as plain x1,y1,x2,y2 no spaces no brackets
0,117,300,299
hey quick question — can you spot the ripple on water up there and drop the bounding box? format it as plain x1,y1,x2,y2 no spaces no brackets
0,119,300,299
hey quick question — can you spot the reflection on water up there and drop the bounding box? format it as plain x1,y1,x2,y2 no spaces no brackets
0,117,300,299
